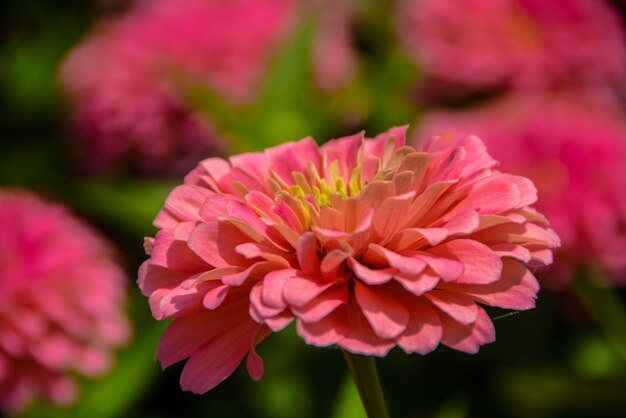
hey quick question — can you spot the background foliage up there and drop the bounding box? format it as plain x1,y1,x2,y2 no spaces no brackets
2,0,626,417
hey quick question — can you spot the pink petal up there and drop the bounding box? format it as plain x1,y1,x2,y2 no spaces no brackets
264,311,294,332
363,125,408,157
235,242,292,266
440,259,539,310
179,319,262,394
277,193,310,230
183,267,241,289
273,200,304,233
452,176,522,215
199,197,267,235
443,210,480,236
29,333,76,371
356,182,395,223
425,290,478,325
187,221,251,267
296,307,351,347
322,132,363,179
245,190,280,220
355,282,410,339
155,185,211,228
360,155,382,184
191,157,231,190
453,136,498,178
509,176,538,207
221,261,275,286
157,297,248,368
246,327,271,381
396,302,443,354
267,137,322,183
297,232,321,276
429,239,502,285
150,229,208,272
292,285,348,323
414,251,464,281
491,243,532,263
197,194,239,221
389,227,448,251
440,307,495,354
249,283,285,320
246,348,264,382
223,160,269,194
338,303,396,356
530,247,554,264
348,257,394,285
393,271,440,296
203,284,230,310
172,221,197,240
261,269,294,309
47,377,77,406
157,281,218,319
283,273,337,307
269,223,300,249
138,262,188,296
320,248,352,278
404,180,457,226
367,244,427,276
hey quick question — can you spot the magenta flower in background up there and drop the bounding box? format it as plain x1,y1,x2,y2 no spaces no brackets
139,126,559,393
61,0,359,176
0,190,130,412
310,0,358,93
396,0,626,90
60,0,296,175
417,92,626,287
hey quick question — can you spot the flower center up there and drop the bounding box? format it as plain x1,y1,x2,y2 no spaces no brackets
259,137,426,233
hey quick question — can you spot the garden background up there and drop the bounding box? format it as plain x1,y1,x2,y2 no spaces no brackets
3,0,626,417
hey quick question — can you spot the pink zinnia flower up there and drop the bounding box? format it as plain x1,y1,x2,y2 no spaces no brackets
396,0,626,90
0,190,130,411
60,0,295,175
61,0,358,175
139,127,558,393
416,92,626,287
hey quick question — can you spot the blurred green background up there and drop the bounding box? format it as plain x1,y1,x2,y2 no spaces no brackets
3,0,626,417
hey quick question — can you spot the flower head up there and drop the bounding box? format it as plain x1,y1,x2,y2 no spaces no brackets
60,0,295,175
0,190,130,412
61,0,359,176
139,127,559,393
396,0,626,90
417,92,626,287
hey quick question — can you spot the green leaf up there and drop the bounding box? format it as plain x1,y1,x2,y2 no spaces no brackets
66,180,172,237
252,19,317,149
259,19,314,113
574,272,626,365
72,320,167,418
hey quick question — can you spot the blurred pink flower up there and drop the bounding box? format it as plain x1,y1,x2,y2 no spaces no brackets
416,92,626,287
139,126,558,393
61,0,359,176
310,0,358,92
61,0,296,175
0,190,130,411
396,0,626,90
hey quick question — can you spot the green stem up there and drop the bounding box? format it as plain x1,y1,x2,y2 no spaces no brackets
342,350,390,418
574,273,626,364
